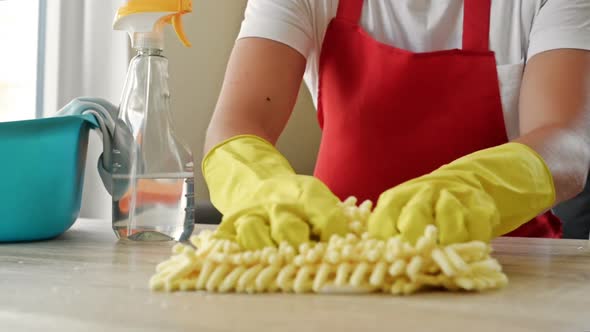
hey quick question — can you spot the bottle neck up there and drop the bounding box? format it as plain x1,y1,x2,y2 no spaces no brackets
137,48,163,56
131,31,164,52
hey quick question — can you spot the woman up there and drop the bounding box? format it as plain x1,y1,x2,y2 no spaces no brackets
202,0,590,249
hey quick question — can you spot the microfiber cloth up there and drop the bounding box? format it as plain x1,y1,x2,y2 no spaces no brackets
55,97,135,200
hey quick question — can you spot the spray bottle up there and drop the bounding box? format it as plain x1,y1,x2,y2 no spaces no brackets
111,0,194,241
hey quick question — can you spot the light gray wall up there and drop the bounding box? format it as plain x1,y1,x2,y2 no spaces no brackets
47,0,129,219
163,0,322,200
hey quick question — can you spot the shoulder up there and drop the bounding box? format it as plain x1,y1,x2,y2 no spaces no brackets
237,0,337,58
528,0,590,61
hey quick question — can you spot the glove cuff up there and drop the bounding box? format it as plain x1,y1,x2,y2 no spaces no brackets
202,134,294,177
202,134,295,212
506,142,556,206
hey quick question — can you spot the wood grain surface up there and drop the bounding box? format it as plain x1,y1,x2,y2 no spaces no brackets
1,219,589,332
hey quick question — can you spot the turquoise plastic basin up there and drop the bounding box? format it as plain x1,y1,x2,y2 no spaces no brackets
0,114,98,242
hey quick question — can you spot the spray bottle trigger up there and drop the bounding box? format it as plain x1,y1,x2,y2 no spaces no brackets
172,15,191,47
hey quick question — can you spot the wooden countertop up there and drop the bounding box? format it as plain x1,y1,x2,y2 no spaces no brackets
1,219,589,332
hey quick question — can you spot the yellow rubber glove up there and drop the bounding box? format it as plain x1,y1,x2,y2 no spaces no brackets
202,135,348,250
368,142,556,245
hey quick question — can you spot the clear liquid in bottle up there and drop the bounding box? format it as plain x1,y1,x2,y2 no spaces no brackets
112,172,194,242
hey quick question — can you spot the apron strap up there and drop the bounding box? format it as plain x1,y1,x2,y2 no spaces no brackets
336,0,364,23
462,0,492,52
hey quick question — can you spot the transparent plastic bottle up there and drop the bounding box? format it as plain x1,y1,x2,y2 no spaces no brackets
111,45,194,242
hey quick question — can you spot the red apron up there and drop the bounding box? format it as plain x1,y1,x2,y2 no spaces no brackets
313,0,562,238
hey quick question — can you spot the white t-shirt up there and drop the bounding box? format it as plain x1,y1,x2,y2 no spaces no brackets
237,0,590,140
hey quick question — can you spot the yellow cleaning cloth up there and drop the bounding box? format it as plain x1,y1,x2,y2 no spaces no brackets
149,197,508,295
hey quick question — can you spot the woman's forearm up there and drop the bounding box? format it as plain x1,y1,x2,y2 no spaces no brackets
204,38,306,154
516,49,590,204
516,125,590,203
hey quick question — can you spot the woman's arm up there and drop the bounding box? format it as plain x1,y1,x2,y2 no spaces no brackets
516,49,590,203
369,50,590,243
204,37,307,153
202,37,350,248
